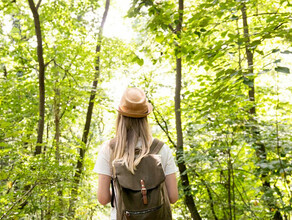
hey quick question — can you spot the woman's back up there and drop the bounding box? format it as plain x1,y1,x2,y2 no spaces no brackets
94,88,178,219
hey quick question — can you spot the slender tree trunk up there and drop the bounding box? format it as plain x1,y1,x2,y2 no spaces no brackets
240,3,255,115
28,0,45,155
53,76,64,217
240,4,282,219
232,163,236,220
3,65,7,78
227,148,232,220
204,180,218,220
69,0,110,215
174,0,201,219
17,0,45,212
54,82,60,161
175,57,201,220
151,103,218,219
43,122,49,153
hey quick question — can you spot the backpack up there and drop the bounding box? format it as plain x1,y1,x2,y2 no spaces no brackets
110,138,172,220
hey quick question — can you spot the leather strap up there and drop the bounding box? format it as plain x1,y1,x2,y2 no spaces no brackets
110,178,115,208
140,180,148,205
109,138,116,151
149,138,164,154
124,211,130,220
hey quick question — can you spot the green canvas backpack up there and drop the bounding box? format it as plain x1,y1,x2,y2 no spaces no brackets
110,138,172,220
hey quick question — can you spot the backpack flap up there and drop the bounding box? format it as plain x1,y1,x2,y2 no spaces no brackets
113,145,172,220
114,154,165,191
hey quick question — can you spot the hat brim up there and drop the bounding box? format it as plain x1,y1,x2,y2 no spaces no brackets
117,103,153,118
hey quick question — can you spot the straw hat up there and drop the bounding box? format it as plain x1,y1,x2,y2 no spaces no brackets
117,88,153,118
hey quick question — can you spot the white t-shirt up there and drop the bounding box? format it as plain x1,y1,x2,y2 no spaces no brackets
93,139,178,219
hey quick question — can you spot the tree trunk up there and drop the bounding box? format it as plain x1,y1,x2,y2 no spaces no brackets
240,3,282,219
54,81,60,161
53,76,64,218
28,0,45,156
3,65,7,78
174,1,201,219
202,177,218,220
227,148,232,220
69,0,110,215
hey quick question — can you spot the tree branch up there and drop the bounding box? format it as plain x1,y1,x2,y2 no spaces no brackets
60,97,75,120
168,24,176,33
149,99,177,148
5,180,16,195
36,0,42,11
44,58,55,68
193,171,218,220
53,60,80,87
99,0,110,32
0,183,38,220
234,181,259,219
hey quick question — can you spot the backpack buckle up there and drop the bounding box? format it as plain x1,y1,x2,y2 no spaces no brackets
125,211,131,220
140,180,148,205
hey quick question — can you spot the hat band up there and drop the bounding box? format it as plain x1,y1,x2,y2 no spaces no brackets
120,105,149,114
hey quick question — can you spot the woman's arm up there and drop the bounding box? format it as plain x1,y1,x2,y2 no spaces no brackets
165,173,178,204
97,174,112,205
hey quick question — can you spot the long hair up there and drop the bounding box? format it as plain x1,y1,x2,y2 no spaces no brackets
112,113,152,174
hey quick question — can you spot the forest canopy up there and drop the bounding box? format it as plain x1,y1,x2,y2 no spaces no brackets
0,0,291,219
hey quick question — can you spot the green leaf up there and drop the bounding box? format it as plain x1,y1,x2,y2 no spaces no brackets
251,40,261,47
243,77,254,87
199,17,210,27
155,35,164,43
266,16,275,23
275,66,290,74
228,33,236,40
230,15,238,20
255,49,264,55
131,56,144,66
258,69,270,75
221,31,228,38
281,50,292,54
194,31,201,38
137,58,144,66
272,49,280,53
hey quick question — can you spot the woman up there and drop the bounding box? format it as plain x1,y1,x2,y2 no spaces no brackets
93,87,178,219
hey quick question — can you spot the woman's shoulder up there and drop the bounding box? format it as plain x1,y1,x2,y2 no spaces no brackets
93,140,112,175
155,141,178,175
158,142,174,157
98,140,111,156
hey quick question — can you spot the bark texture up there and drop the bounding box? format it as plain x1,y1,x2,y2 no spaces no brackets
241,4,282,219
174,0,201,219
28,0,45,155
54,85,60,161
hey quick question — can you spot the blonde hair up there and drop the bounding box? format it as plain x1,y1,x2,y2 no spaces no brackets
112,113,152,174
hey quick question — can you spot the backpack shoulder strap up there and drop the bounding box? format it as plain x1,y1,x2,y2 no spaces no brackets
108,138,116,208
109,137,116,151
149,138,164,154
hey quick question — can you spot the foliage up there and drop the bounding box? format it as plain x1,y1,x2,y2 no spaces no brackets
127,0,292,219
0,0,291,219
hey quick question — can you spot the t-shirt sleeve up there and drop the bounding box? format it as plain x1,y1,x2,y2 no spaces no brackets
160,144,178,176
93,141,112,176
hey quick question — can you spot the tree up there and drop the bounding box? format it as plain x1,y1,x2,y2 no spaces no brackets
28,0,46,155
69,0,111,216
174,0,201,219
0,0,291,218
